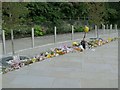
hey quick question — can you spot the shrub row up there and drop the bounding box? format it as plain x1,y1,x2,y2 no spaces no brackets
4,24,93,40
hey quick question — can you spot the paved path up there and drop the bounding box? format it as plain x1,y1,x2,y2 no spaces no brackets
2,39,118,88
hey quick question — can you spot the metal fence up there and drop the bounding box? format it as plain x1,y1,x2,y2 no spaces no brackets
1,24,118,56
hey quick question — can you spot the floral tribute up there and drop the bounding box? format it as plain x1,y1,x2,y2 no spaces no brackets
1,37,118,74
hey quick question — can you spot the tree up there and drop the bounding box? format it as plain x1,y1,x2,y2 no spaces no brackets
106,2,120,26
2,2,29,30
86,2,107,26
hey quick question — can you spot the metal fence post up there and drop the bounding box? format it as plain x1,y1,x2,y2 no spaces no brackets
95,25,98,38
2,30,6,55
115,24,117,31
54,26,56,43
110,24,113,37
103,25,105,31
97,26,99,38
106,24,108,30
11,29,15,55
32,28,34,48
103,25,105,37
110,24,112,30
71,25,74,40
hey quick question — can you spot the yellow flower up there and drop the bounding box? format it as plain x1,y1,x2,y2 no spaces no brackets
84,26,89,33
32,58,36,63
108,38,112,42
47,54,51,58
72,42,79,46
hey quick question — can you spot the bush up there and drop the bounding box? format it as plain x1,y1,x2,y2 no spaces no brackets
14,29,31,39
45,28,54,35
75,26,84,32
56,21,71,34
34,25,45,36
4,29,11,39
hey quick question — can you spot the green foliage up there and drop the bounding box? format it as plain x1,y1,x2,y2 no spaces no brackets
2,2,120,39
56,21,71,34
4,26,32,39
75,26,84,32
4,28,11,39
2,2,29,30
34,25,44,36
104,2,120,26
